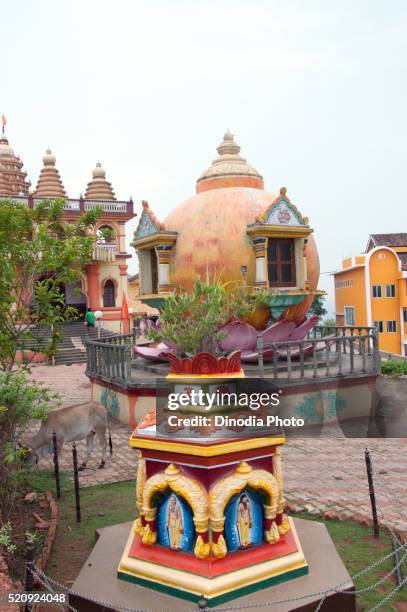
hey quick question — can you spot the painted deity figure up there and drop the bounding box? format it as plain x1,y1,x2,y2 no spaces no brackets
166,495,184,550
277,203,291,224
236,493,253,548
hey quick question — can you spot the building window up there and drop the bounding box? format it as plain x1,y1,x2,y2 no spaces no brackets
374,321,383,333
403,309,407,323
344,306,355,326
97,224,116,245
386,320,397,333
151,250,158,293
103,280,115,307
267,238,296,287
372,285,382,298
335,279,353,289
385,284,396,298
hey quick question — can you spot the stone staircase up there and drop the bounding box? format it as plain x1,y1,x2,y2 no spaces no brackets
24,321,114,365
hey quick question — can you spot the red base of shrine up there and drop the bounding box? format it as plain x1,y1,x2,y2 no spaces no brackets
128,530,299,578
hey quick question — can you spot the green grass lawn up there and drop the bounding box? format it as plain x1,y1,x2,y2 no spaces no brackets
27,471,406,611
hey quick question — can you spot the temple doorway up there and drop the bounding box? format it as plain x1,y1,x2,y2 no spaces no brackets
65,280,87,318
31,278,87,320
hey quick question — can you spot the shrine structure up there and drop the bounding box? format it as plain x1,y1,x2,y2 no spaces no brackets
118,358,307,606
132,130,322,323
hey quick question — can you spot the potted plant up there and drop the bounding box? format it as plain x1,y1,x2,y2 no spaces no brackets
147,278,253,375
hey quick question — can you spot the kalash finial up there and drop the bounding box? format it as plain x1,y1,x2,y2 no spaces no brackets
217,129,240,156
1,114,6,138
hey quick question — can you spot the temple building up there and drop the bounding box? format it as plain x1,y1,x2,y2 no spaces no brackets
334,233,407,356
132,130,321,323
0,124,135,332
0,130,31,195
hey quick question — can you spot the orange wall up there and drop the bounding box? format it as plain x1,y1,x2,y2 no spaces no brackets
335,247,406,355
369,249,401,354
335,267,367,327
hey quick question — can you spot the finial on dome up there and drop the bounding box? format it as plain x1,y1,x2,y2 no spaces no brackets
42,148,56,166
196,129,264,193
216,130,240,156
1,113,6,136
92,162,106,179
280,187,287,196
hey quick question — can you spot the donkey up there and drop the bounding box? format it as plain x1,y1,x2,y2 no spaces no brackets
20,402,113,470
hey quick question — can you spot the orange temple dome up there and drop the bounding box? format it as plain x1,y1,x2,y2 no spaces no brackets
132,130,321,324
165,186,278,287
163,132,319,313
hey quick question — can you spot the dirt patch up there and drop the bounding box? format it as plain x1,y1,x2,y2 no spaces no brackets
363,534,388,549
48,532,93,585
5,492,50,582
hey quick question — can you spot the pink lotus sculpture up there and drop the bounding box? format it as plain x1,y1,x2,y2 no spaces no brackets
134,316,320,364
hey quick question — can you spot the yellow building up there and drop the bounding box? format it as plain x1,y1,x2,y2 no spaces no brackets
334,234,407,356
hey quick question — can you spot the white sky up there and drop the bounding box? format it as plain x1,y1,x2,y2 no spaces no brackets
3,0,407,315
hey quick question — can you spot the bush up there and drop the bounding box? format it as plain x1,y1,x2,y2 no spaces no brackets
381,359,407,376
148,278,253,355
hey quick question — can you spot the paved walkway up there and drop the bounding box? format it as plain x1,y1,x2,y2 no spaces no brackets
27,364,407,536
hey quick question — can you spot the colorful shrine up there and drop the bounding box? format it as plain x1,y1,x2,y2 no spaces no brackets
118,363,307,606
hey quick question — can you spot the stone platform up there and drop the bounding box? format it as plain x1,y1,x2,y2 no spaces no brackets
69,518,356,611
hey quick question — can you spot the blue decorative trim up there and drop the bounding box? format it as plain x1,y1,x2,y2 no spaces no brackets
135,210,159,238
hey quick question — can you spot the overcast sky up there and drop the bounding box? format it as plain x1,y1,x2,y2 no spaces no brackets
3,0,407,315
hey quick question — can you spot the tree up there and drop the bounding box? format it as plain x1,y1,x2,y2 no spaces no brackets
0,198,99,371
0,371,58,522
0,198,100,522
309,295,327,318
322,317,336,335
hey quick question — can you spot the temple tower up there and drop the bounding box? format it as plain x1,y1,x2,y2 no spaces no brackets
0,164,11,196
85,162,116,200
0,128,31,196
34,149,67,198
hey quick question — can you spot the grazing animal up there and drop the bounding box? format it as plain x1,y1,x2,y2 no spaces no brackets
20,402,113,470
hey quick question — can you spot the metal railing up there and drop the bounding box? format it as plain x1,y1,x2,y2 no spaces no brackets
256,326,380,381
85,201,128,212
85,332,137,385
8,195,132,215
85,328,380,386
310,325,375,339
